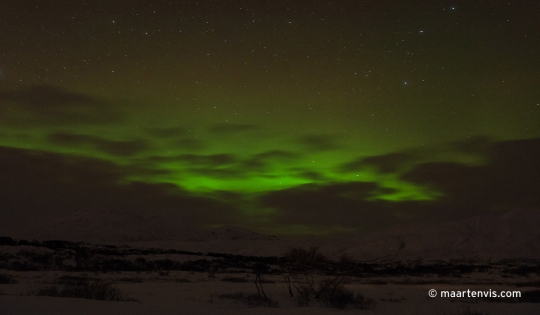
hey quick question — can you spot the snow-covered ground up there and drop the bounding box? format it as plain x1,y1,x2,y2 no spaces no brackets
1,270,539,315
2,208,539,314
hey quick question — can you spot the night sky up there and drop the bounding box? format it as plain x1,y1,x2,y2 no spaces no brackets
1,1,539,236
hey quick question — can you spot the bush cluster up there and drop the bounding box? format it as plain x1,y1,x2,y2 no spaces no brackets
35,278,138,302
0,273,17,284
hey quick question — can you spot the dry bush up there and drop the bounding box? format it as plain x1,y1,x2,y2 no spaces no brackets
294,284,313,306
294,278,375,310
0,273,17,284
318,282,376,310
35,278,138,302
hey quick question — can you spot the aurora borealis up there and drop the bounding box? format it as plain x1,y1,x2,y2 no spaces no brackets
1,1,539,236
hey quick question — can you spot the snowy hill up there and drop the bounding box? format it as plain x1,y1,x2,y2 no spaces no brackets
3,207,539,261
2,209,278,244
325,208,540,261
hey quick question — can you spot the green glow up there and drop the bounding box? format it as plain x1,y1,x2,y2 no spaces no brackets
374,179,441,202
0,107,486,203
2,0,539,236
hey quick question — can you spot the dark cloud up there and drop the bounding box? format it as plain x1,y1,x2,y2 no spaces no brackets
177,153,237,167
3,136,538,237
143,153,240,179
257,137,540,231
481,137,540,207
258,182,410,231
95,138,148,158
240,150,299,172
144,150,298,180
139,154,247,179
297,134,341,152
294,170,327,181
401,137,540,219
0,146,237,231
126,164,173,177
339,137,496,175
341,152,414,174
253,150,298,161
177,154,243,179
190,167,244,179
0,85,123,125
145,126,189,138
208,123,258,134
402,162,488,217
240,158,267,172
49,132,149,157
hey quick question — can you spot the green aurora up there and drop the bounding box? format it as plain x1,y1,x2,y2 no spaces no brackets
1,1,539,235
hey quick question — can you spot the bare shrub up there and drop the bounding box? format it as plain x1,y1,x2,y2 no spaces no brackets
35,278,138,302
281,246,376,310
294,284,313,306
321,285,354,309
319,283,375,310
0,273,17,284
282,246,327,298
350,291,377,309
